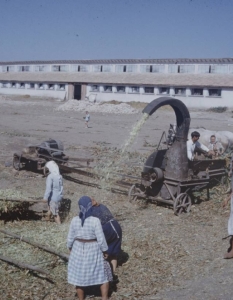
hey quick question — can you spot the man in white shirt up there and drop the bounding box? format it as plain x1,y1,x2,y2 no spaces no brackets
187,131,212,161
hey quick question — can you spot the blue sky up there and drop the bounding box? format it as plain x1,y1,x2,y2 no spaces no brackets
0,0,232,61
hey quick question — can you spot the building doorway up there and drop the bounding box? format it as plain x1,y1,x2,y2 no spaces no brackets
74,84,81,100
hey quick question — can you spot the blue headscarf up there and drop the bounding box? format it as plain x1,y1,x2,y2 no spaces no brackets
78,196,93,226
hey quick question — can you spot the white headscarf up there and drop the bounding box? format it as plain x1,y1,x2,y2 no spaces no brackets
45,160,60,175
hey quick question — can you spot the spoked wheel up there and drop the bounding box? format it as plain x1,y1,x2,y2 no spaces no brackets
13,155,22,171
128,184,145,203
173,193,192,215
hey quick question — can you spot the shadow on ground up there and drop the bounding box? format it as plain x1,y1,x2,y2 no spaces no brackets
0,198,71,223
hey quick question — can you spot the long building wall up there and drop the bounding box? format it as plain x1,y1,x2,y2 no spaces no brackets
0,81,232,108
0,82,68,99
0,58,233,107
85,85,233,108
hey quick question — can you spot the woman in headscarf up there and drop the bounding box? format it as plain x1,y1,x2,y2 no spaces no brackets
91,198,122,274
67,196,112,300
43,160,63,224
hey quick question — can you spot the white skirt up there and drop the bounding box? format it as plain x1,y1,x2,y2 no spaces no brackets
68,240,108,286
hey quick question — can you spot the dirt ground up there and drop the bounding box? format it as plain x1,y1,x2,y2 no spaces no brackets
1,96,233,300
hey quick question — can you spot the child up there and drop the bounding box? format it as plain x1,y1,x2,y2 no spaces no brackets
84,111,90,128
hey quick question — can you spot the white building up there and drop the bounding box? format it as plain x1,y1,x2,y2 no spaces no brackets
0,58,233,108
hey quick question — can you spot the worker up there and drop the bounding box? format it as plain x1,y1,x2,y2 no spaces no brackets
207,135,223,156
43,161,63,224
187,131,213,161
91,198,122,274
67,196,111,300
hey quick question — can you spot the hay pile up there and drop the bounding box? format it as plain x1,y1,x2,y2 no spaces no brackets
0,189,32,215
56,100,139,114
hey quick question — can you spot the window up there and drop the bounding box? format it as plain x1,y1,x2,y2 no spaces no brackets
152,65,165,73
210,65,228,74
52,65,68,72
175,88,186,95
197,65,210,73
2,82,8,88
92,65,102,72
2,65,15,72
144,87,154,94
49,84,54,90
12,82,16,88
102,65,112,72
115,65,126,72
58,84,65,90
126,65,137,72
38,83,44,90
191,88,203,96
90,85,99,92
71,65,79,72
79,65,89,72
140,65,151,73
2,66,8,72
104,86,112,92
179,65,195,73
128,86,140,93
34,65,46,72
19,83,25,89
28,83,35,89
209,89,221,97
18,66,30,72
52,65,59,72
159,87,169,94
168,65,178,73
60,65,69,72
116,86,125,93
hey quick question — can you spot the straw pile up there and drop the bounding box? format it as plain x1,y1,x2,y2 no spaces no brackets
0,189,32,215
56,100,139,114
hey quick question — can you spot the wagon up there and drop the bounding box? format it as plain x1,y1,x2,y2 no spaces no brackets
128,97,227,215
13,139,69,172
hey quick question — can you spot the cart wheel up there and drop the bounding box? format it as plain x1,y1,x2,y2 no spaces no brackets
13,155,21,171
128,184,144,203
174,193,191,215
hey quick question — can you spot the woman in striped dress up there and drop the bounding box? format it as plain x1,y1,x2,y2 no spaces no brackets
67,196,111,300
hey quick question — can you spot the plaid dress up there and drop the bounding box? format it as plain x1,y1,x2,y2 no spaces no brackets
67,216,108,286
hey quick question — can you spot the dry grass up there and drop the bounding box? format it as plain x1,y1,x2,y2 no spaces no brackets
0,144,231,299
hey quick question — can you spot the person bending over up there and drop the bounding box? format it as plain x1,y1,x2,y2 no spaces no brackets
43,161,63,224
91,197,122,274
